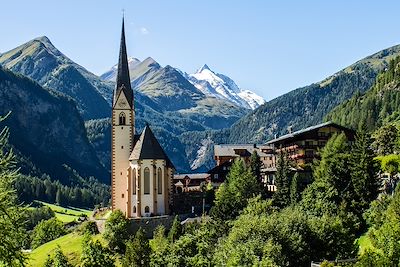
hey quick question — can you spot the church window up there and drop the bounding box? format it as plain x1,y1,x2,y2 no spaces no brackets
145,206,150,213
121,193,124,198
119,112,126,125
157,167,162,194
144,167,150,194
132,168,136,195
121,146,124,149
133,206,136,213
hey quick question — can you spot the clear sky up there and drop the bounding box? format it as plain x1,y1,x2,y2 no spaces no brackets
1,0,400,100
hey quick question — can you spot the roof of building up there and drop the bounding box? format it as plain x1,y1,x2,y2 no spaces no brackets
266,121,354,145
129,125,174,168
214,144,273,157
113,18,133,108
173,173,210,180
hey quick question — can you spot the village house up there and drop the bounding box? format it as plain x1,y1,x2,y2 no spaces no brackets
173,173,211,193
266,121,355,168
212,122,355,192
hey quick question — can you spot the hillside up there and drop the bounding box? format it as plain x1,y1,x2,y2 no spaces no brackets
0,36,248,173
0,66,108,183
326,56,400,131
185,44,400,171
0,36,111,120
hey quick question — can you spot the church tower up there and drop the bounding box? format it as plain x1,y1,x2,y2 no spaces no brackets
111,18,135,214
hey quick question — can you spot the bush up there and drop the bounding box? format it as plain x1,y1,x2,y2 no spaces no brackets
103,210,129,253
31,218,66,249
79,221,99,235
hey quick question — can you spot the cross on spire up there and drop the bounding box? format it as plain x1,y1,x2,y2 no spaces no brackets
113,15,133,108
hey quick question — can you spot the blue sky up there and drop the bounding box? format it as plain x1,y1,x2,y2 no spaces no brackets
1,0,400,100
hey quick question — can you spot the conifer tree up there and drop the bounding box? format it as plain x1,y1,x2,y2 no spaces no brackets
122,228,151,267
290,172,301,205
168,215,182,243
211,158,260,220
349,131,379,215
0,114,27,266
250,150,262,185
273,151,291,208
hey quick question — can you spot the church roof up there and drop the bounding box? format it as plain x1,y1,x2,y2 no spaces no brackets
129,125,174,168
113,18,133,108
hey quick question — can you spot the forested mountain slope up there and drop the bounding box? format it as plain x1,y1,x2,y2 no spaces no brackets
326,56,400,132
186,44,400,171
0,66,107,183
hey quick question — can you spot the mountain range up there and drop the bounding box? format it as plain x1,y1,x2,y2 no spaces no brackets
182,44,400,171
0,36,251,176
1,35,400,181
100,58,265,110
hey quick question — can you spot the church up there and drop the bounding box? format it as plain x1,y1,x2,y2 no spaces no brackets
111,19,174,218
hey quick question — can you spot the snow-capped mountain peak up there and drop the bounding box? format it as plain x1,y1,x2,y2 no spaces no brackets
187,64,265,110
197,64,211,73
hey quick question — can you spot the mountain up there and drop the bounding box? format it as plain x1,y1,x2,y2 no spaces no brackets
0,66,107,183
0,36,111,119
0,36,248,173
101,60,265,110
184,64,265,109
326,55,400,132
183,44,400,171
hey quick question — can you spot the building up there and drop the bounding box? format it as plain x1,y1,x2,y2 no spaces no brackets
266,121,355,168
173,173,211,193
212,144,275,186
111,19,174,218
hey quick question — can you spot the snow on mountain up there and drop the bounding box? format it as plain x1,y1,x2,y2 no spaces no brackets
186,64,265,110
100,56,141,81
101,57,265,110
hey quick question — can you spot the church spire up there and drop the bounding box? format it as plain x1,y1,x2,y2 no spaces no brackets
113,16,133,108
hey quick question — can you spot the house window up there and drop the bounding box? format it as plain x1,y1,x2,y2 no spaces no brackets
119,112,126,125
144,167,150,194
214,174,219,179
132,168,136,195
157,167,162,194
145,206,150,213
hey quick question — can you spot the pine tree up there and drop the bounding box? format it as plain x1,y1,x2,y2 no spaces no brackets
52,246,72,267
273,151,291,208
168,215,182,243
349,131,379,215
0,113,27,266
122,228,151,267
290,172,301,205
211,158,260,220
250,150,262,185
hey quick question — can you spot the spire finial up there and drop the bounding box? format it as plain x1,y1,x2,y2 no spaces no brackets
113,14,133,108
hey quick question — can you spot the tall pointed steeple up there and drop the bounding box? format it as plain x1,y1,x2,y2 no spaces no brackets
113,17,133,108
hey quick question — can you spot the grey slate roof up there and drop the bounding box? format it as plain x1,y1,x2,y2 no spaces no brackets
129,125,174,168
214,144,272,157
266,121,353,144
113,18,133,108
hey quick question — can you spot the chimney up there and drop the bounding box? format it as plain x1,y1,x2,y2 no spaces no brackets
287,126,293,134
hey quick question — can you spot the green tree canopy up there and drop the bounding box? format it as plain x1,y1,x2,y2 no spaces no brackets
122,228,151,267
103,210,129,253
0,114,28,266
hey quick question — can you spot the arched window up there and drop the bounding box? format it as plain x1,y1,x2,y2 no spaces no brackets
133,206,136,213
144,167,150,194
157,167,162,194
145,206,150,213
119,112,126,125
132,168,136,195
